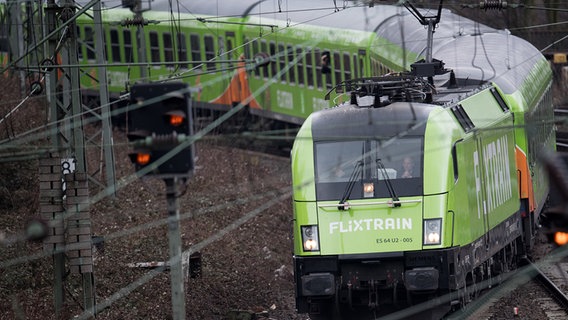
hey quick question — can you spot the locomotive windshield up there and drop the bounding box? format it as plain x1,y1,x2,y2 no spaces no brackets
314,137,423,200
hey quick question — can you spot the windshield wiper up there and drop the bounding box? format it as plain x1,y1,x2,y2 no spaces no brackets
376,159,401,207
338,160,363,210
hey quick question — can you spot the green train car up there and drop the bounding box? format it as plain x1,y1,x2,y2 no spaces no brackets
291,5,554,320
70,1,412,126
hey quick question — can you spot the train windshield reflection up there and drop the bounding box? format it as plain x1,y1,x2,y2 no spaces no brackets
314,137,423,200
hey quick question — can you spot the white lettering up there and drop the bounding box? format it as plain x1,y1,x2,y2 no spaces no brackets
329,218,413,234
374,219,383,230
353,219,363,232
474,135,514,218
473,151,483,218
330,222,339,234
277,90,293,110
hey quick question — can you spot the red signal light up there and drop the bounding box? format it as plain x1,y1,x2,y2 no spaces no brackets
136,153,151,165
554,232,568,246
169,114,184,126
164,110,186,127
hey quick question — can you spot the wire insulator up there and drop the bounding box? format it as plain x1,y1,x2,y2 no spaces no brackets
479,0,508,11
121,17,147,27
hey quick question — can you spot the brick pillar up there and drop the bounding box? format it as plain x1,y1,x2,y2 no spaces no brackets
39,154,65,253
64,172,93,274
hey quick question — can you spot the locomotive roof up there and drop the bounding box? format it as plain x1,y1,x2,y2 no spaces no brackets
309,102,432,141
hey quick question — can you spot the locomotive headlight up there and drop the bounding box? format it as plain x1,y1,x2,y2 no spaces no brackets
363,183,374,197
301,225,320,252
423,218,442,245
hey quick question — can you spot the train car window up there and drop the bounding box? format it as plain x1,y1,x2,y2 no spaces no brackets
260,40,269,79
123,29,133,63
244,38,251,61
490,87,509,112
190,34,201,70
270,41,277,80
244,38,254,77
163,32,174,68
359,55,365,77
110,29,121,63
76,26,83,60
314,138,423,200
343,53,352,80
296,47,305,86
306,48,314,88
84,26,96,60
176,33,187,69
353,54,359,79
0,18,7,54
373,60,379,75
333,52,341,84
149,31,160,64
248,39,259,78
287,45,296,84
204,35,215,71
278,43,286,83
226,36,234,67
314,50,323,89
217,36,224,56
450,104,475,132
321,49,332,89
0,42,7,56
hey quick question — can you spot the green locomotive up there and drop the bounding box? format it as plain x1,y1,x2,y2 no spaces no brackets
291,5,554,320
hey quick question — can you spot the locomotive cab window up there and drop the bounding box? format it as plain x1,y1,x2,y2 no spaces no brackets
314,138,423,200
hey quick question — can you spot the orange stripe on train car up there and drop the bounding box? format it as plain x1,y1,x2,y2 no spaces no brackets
212,55,261,109
515,146,535,213
57,54,63,81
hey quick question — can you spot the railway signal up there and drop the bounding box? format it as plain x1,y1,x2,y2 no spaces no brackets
541,152,568,247
543,210,568,247
127,82,194,177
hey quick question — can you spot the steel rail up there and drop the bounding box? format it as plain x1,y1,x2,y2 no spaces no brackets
529,260,568,311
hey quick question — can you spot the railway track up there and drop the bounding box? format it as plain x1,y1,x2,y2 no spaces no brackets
531,259,568,319
318,251,568,320
453,248,568,320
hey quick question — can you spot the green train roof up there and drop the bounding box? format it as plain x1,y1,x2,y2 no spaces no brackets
310,102,432,141
84,0,549,107
150,1,548,89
